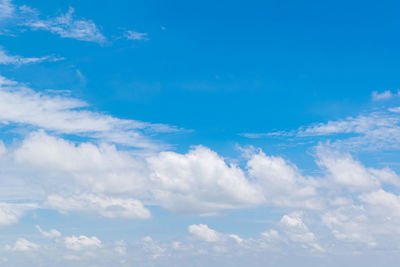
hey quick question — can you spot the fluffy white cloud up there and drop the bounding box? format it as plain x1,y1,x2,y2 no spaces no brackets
280,213,324,252
6,238,39,251
188,224,222,242
148,146,264,215
280,214,316,243
45,194,151,219
14,131,149,194
317,147,400,189
247,151,321,209
64,235,102,250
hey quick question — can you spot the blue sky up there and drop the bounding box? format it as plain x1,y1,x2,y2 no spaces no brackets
1,0,400,266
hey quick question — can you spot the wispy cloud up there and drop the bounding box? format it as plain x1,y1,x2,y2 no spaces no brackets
0,0,14,21
372,90,395,101
0,76,179,149
243,107,400,151
0,46,63,65
24,7,107,44
123,30,149,41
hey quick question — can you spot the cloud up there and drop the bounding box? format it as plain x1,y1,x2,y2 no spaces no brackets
141,236,166,259
24,7,107,44
64,235,102,250
247,150,321,209
0,0,14,21
147,146,264,215
45,194,151,219
0,46,63,65
0,76,177,149
123,30,149,41
14,131,150,194
35,225,61,239
6,238,39,251
372,90,394,101
316,146,400,189
188,224,222,242
0,203,37,226
243,110,400,151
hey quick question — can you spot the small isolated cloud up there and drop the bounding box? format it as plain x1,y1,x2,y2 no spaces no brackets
372,90,393,101
64,235,102,250
0,46,63,66
5,238,39,251
24,7,107,44
36,225,61,239
123,30,149,41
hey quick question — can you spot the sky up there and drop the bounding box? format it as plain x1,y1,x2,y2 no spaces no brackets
1,0,400,266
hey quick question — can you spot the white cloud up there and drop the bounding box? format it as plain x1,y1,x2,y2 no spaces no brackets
372,90,393,101
242,109,400,151
280,214,316,243
14,131,150,194
0,76,177,149
316,146,400,189
0,203,37,226
280,213,324,252
188,224,222,242
0,0,14,21
124,30,149,41
141,236,166,259
64,235,102,250
45,194,151,219
6,238,39,251
247,151,321,209
261,229,281,241
0,47,63,65
148,146,264,215
35,225,61,239
24,7,107,44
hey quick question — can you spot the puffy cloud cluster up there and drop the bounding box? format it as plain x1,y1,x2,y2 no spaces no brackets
0,75,400,258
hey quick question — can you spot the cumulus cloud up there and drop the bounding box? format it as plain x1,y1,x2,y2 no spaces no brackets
188,224,222,242
316,146,400,189
188,224,244,246
6,238,39,251
148,146,264,215
247,151,321,209
14,131,150,194
64,235,102,250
